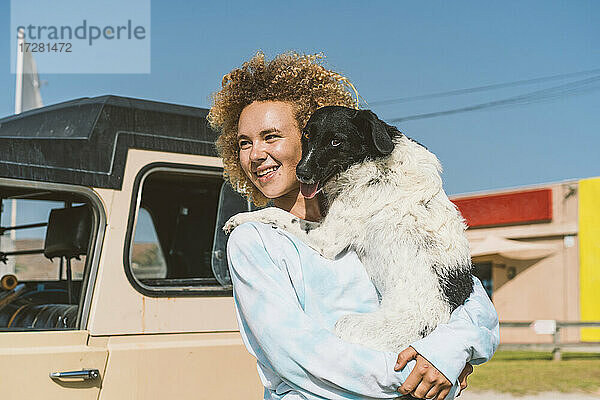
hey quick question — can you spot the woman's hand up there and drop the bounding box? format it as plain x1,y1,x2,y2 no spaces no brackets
456,362,473,396
394,346,452,399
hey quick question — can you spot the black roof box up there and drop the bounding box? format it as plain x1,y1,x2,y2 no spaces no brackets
0,95,220,189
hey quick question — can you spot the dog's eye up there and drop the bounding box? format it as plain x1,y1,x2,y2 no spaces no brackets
331,139,341,147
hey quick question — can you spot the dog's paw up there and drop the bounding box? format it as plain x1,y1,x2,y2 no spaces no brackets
334,313,398,351
223,208,291,234
335,313,360,329
223,214,247,234
334,313,366,340
223,211,261,234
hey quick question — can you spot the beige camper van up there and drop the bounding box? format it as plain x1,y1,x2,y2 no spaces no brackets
0,96,263,399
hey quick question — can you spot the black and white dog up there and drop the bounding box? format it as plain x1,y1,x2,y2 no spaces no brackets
225,106,473,352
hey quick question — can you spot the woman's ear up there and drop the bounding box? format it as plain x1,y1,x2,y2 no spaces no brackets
350,109,394,155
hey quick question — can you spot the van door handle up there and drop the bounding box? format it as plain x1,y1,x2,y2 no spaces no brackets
50,369,100,380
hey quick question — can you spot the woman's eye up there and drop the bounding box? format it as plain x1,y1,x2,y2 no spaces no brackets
265,134,278,141
331,139,341,147
238,140,251,149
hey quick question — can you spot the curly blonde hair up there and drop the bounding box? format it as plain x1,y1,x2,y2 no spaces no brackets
208,51,359,206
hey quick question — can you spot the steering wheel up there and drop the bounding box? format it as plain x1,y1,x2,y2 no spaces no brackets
0,284,27,309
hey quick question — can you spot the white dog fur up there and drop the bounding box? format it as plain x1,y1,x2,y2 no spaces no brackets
225,134,472,353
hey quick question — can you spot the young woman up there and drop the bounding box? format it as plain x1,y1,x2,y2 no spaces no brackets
209,52,498,400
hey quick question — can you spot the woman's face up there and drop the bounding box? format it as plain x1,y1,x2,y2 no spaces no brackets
237,101,303,200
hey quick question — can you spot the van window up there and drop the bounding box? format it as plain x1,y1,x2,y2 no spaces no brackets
131,207,167,280
126,167,252,296
0,191,97,331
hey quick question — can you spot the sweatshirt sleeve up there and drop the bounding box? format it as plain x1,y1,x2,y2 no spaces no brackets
410,276,500,384
227,222,418,399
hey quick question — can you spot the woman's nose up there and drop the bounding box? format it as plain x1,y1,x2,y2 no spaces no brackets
249,141,267,161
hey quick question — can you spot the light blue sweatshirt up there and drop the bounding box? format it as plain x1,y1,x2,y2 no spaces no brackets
227,222,499,400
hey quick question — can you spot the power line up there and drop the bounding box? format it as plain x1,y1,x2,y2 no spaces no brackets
370,68,600,106
388,75,600,123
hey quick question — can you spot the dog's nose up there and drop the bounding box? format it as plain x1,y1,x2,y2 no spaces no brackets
296,166,313,183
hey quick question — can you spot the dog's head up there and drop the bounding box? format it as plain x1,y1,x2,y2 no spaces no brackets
296,106,401,198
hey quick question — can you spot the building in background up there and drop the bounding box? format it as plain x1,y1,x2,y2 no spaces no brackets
451,177,600,344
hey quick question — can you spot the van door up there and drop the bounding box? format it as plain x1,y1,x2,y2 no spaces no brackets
0,189,107,399
0,331,107,399
90,162,262,399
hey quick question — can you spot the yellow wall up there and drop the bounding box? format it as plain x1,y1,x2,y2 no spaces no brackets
579,177,600,341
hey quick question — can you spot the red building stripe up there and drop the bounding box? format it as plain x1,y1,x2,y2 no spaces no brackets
451,188,553,228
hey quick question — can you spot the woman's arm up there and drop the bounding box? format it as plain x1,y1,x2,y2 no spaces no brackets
404,277,500,384
227,222,418,399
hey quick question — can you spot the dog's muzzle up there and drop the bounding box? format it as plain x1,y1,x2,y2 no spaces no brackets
296,165,321,198
296,168,315,185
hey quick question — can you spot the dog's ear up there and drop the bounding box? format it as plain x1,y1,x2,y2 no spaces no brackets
350,109,394,155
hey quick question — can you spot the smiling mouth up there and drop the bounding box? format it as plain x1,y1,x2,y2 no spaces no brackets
255,165,280,182
256,165,279,177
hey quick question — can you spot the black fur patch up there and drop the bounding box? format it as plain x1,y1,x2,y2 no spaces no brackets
299,221,315,233
435,265,474,311
418,325,433,338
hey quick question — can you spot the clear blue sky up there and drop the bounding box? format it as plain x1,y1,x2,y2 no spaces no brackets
1,0,598,196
